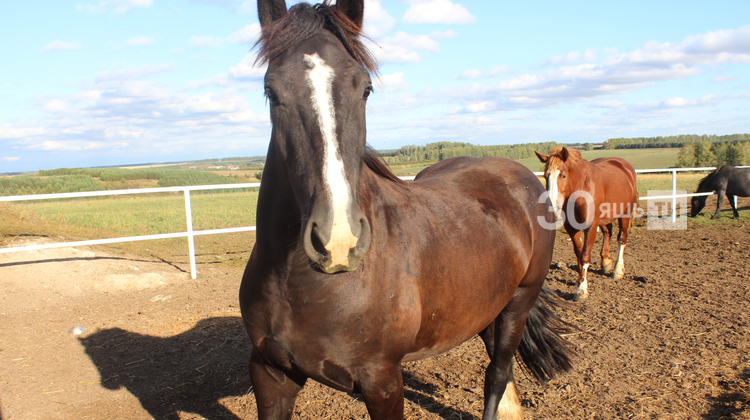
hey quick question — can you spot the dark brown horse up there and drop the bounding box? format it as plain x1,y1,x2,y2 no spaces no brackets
240,1,574,419
690,165,750,219
535,147,638,301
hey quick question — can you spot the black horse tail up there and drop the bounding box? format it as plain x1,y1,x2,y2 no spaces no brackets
516,287,576,383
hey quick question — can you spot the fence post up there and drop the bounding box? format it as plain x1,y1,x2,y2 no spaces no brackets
672,170,677,223
184,189,197,279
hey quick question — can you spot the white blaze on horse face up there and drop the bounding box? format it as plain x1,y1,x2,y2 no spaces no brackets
303,53,358,269
548,169,563,220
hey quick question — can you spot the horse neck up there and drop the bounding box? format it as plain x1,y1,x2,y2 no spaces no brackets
255,144,301,241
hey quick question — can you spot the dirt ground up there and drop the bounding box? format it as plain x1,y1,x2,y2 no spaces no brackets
2,200,750,419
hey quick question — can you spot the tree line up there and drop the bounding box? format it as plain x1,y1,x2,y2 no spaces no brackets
379,141,562,164
2,168,242,197
676,141,750,168
604,133,750,149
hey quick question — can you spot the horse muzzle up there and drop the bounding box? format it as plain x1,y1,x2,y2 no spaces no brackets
303,207,371,273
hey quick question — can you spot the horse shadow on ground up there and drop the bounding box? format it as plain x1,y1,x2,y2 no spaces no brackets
79,317,252,420
80,316,476,420
702,368,750,419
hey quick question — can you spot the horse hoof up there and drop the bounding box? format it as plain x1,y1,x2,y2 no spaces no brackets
602,263,614,275
573,291,589,302
613,272,624,281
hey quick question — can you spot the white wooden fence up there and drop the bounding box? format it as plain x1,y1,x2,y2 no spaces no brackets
0,166,743,279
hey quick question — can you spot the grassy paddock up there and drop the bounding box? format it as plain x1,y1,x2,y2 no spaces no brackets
1,190,259,266
0,148,719,273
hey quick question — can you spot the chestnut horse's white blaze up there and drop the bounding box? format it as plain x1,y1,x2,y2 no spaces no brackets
304,53,358,268
547,168,562,219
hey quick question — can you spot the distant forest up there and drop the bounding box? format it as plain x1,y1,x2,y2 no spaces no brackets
603,133,750,149
601,133,750,167
1,167,247,197
379,141,562,164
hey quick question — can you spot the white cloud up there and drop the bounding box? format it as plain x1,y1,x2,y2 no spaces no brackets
42,40,82,52
712,75,737,83
43,100,67,113
3,157,20,162
368,31,440,63
448,26,750,113
402,0,476,24
546,48,599,65
95,63,175,82
605,25,750,67
229,54,266,80
126,36,155,47
227,24,261,45
189,35,224,48
77,0,152,14
363,0,397,39
456,65,508,80
595,100,625,108
377,72,410,92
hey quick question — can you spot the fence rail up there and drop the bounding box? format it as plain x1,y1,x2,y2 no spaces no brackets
1,167,744,278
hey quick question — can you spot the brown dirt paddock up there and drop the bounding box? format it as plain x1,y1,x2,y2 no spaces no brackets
1,199,750,419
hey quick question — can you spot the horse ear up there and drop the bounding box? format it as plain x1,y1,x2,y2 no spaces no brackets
334,0,365,29
258,0,287,29
560,147,569,162
534,150,548,163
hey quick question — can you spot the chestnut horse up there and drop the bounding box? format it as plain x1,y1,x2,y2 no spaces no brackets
240,1,574,419
535,147,637,301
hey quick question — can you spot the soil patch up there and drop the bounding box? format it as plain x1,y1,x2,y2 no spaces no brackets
1,219,749,419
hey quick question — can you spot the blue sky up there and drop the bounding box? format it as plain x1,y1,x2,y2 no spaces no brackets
1,0,749,172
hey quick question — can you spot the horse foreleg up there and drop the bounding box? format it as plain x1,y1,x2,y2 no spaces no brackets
358,362,405,420
713,191,725,219
573,229,596,301
600,223,614,275
249,348,306,420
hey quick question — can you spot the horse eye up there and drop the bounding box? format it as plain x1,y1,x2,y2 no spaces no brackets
265,87,279,105
363,85,373,100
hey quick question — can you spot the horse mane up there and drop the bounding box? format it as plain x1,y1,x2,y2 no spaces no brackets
364,146,406,184
254,1,378,76
697,166,722,191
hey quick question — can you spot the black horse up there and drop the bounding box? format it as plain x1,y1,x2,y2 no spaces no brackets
239,1,574,419
690,165,750,219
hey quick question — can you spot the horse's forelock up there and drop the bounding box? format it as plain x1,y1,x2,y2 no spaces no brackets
545,147,582,172
254,2,378,75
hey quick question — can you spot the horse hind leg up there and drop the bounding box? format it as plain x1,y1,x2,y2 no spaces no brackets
600,223,614,275
480,287,538,420
728,194,740,218
484,287,575,420
613,217,631,281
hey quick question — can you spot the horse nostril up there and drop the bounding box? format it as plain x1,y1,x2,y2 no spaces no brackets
309,224,328,258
